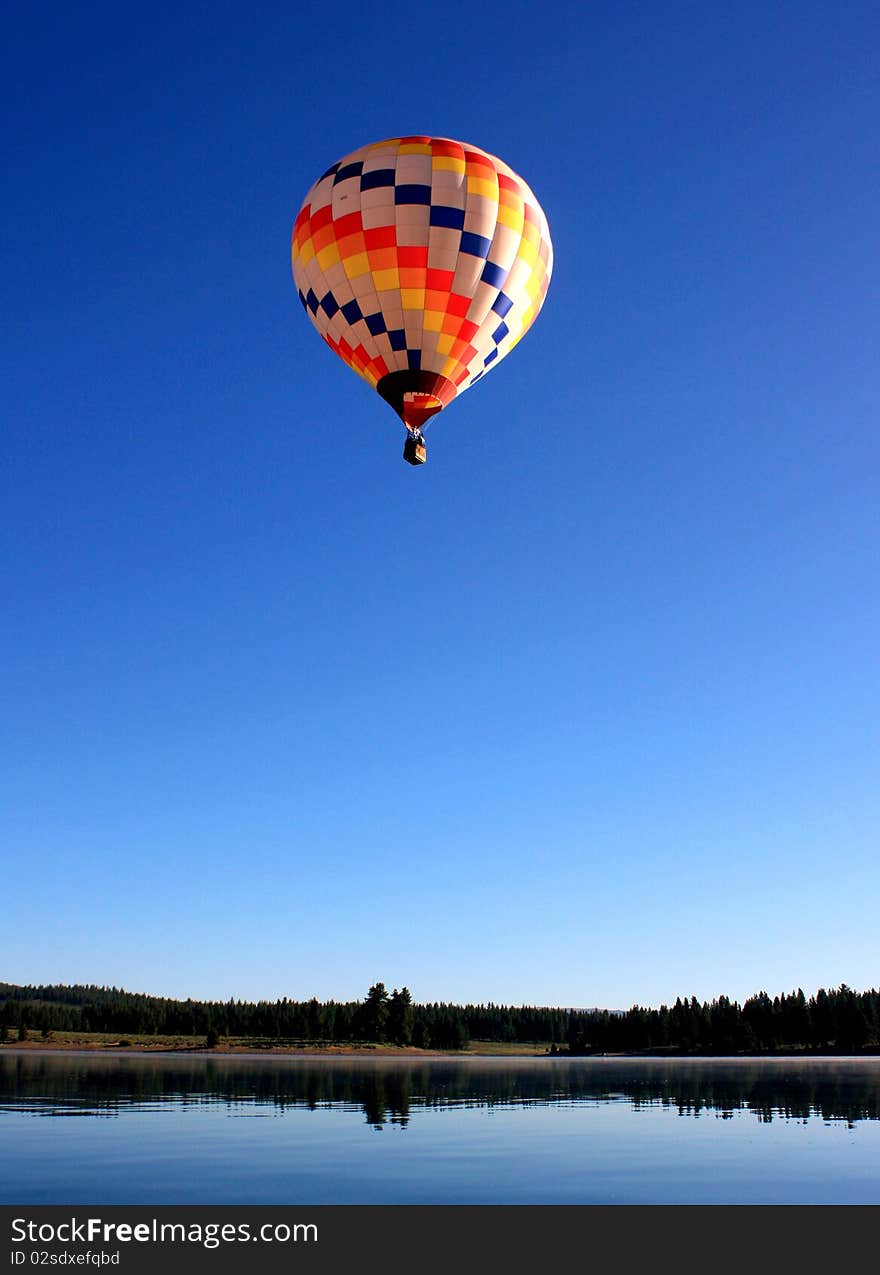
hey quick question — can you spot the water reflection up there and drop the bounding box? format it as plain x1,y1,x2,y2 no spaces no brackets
2,1052,879,1128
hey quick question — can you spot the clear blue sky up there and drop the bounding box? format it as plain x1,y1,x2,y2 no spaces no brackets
3,1,878,1010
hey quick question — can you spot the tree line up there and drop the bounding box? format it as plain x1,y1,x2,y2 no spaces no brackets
0,982,469,1048
1,981,878,1053
563,986,879,1054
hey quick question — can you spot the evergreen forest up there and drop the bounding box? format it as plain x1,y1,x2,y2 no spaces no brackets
2,981,879,1054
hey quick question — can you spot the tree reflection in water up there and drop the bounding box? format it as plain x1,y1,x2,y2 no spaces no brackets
2,1054,879,1130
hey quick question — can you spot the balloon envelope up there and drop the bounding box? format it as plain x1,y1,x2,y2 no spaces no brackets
291,136,552,432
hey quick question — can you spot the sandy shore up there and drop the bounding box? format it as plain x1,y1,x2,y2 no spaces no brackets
0,1041,544,1059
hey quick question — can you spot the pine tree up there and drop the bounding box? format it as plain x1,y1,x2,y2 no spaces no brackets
362,982,389,1043
387,988,414,1046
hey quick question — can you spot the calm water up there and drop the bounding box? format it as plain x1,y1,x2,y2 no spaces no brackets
2,1051,879,1204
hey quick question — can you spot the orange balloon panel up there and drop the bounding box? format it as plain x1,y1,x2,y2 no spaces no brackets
291,136,552,430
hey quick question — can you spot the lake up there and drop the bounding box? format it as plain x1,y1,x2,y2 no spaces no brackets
2,1051,879,1204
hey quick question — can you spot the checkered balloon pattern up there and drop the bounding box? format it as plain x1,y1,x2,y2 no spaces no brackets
291,136,552,431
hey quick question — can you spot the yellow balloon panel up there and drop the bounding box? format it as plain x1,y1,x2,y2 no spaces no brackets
292,136,552,422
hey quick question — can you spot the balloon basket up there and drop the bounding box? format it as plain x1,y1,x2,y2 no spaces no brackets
403,435,427,466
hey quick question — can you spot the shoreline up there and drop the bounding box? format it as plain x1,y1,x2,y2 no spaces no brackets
2,1044,505,1060
3,1042,878,1062
0,1041,496,1059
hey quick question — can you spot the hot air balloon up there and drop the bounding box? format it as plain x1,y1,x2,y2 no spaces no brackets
291,136,552,464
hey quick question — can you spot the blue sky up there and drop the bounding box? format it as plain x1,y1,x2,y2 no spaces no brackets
3,1,878,1010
